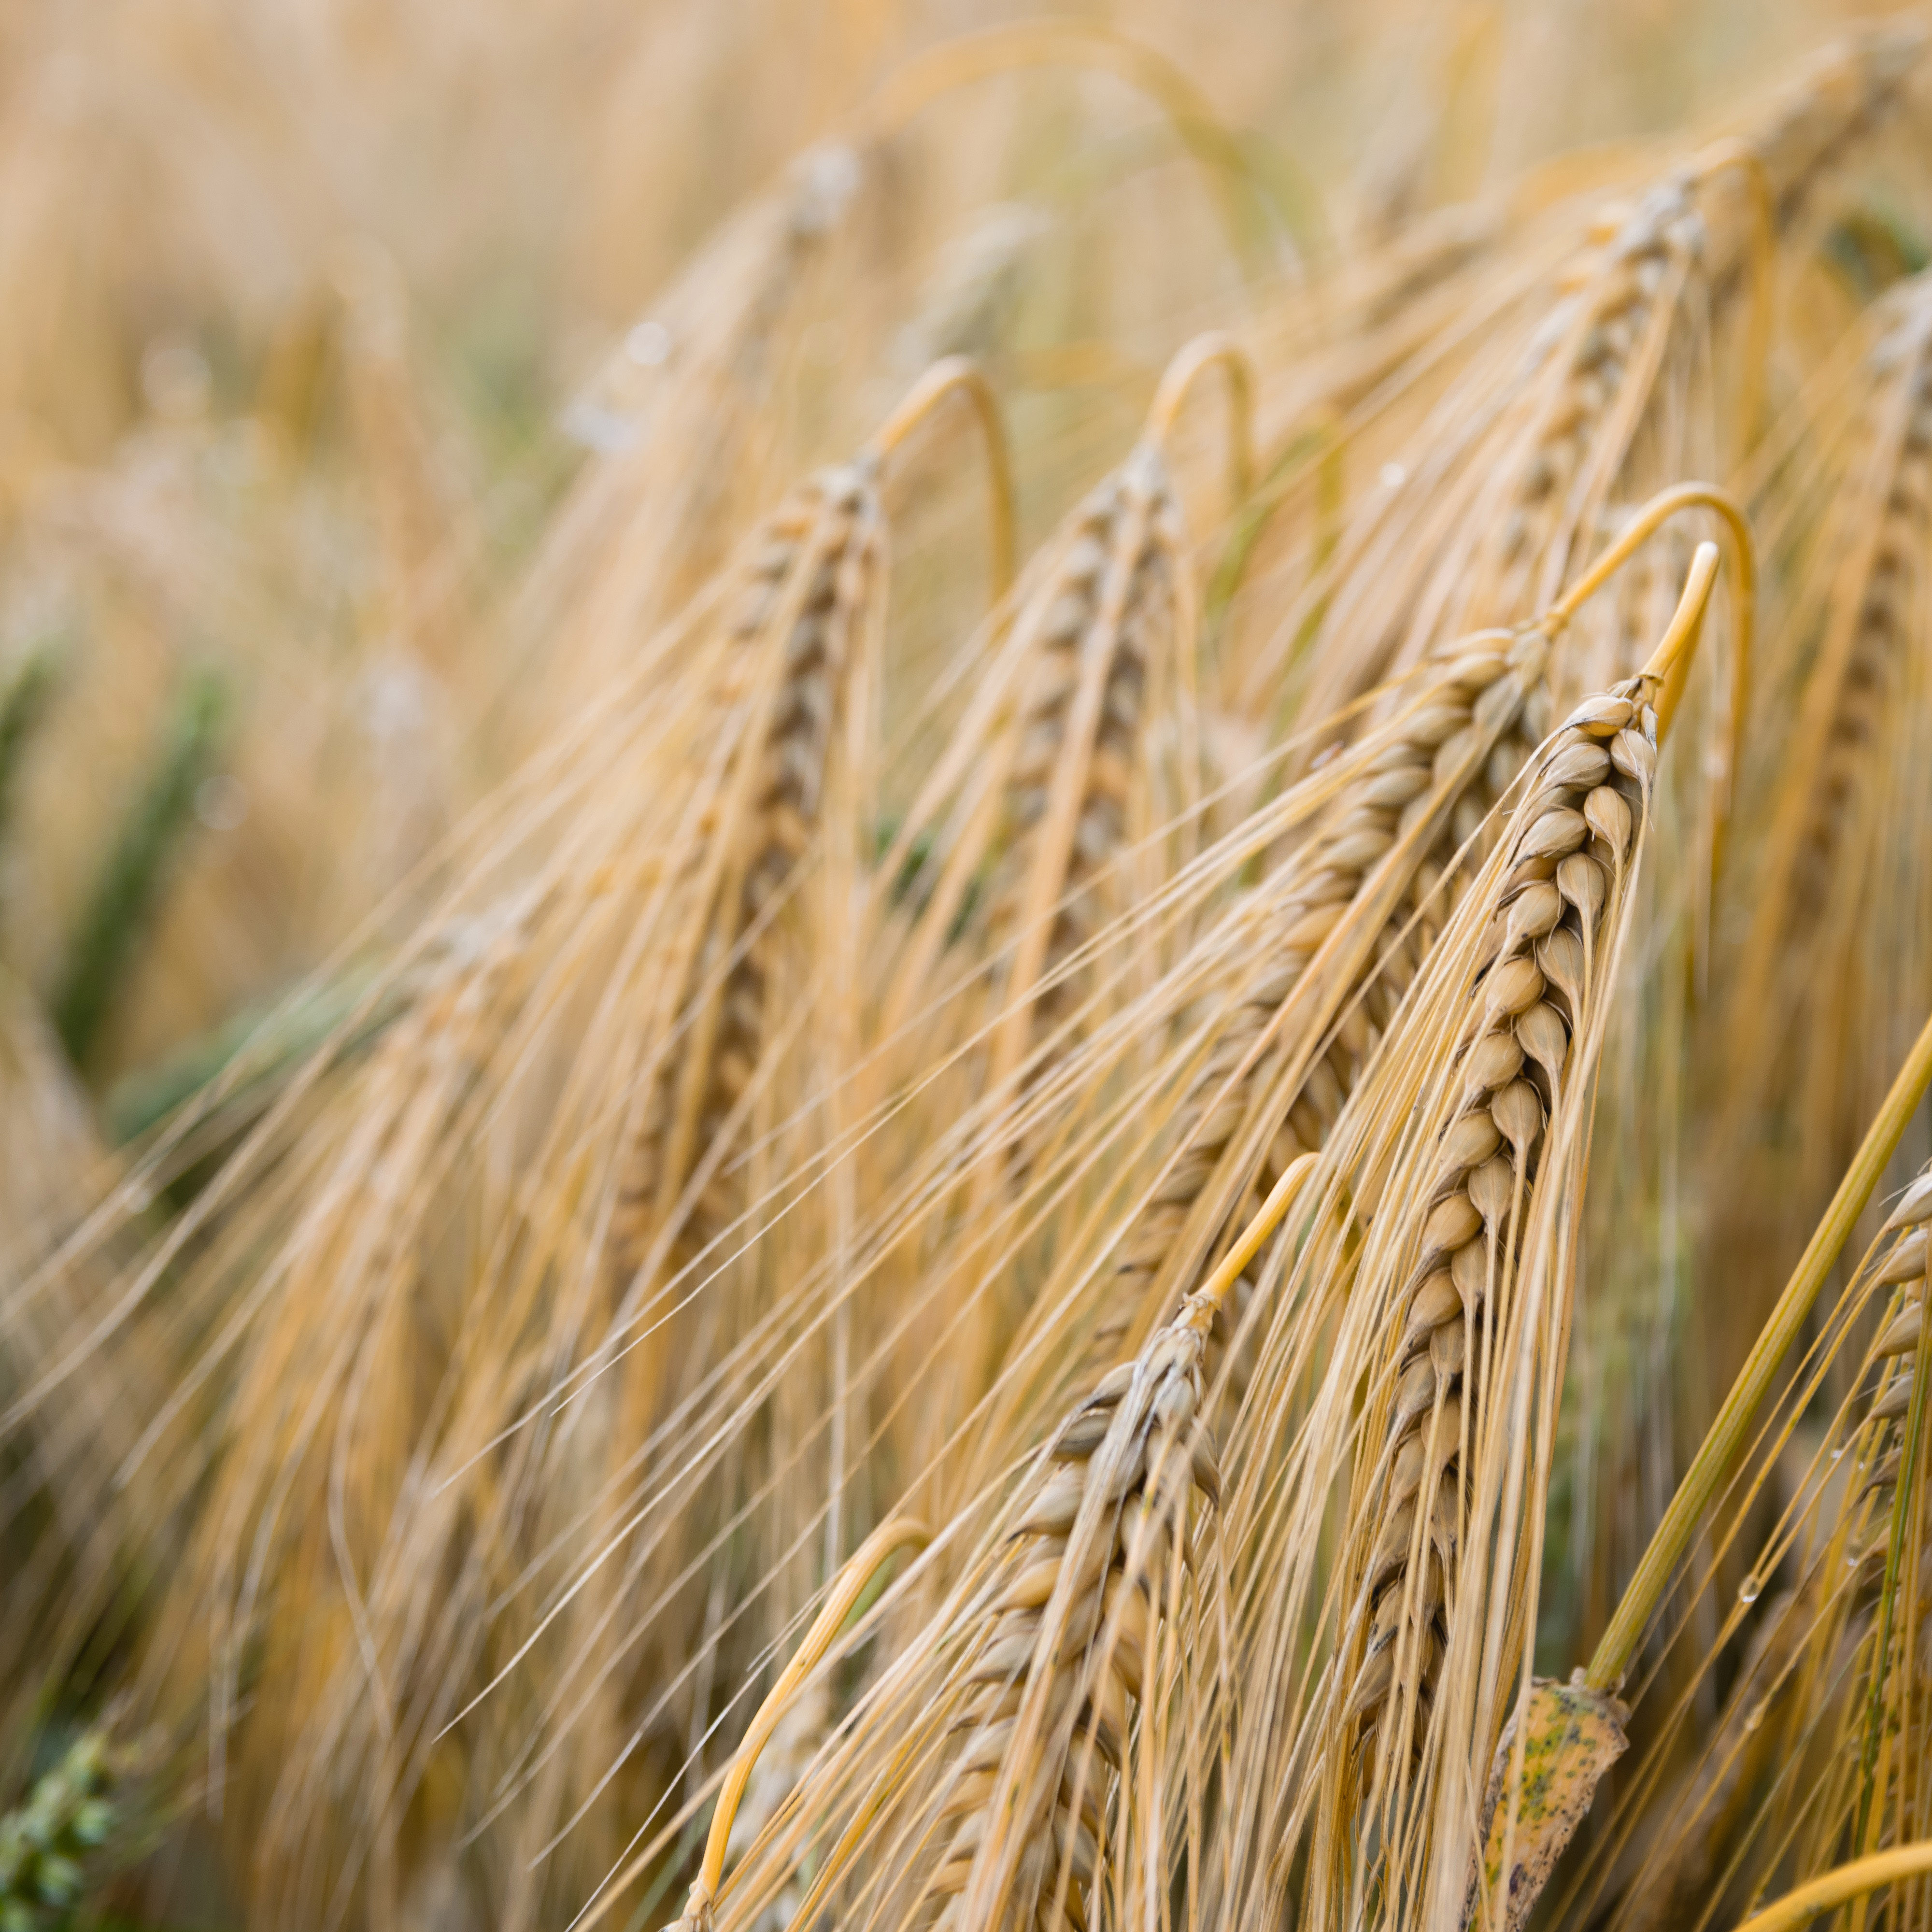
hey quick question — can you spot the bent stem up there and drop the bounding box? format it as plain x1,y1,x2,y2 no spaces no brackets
1144,331,1257,510
1548,485,1754,748
1730,1842,1932,1932
1640,540,1719,736
867,355,1017,596
670,1517,931,1932
1852,1278,1932,1859
1544,480,1755,879
1547,482,1754,749
1198,1151,1319,1316
1546,483,1753,639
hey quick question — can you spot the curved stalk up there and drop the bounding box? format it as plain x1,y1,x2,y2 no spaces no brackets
867,355,1017,596
1144,331,1257,510
1729,1841,1932,1932
669,1518,930,1932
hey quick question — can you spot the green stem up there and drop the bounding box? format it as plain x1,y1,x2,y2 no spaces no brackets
0,645,59,854
51,668,226,1076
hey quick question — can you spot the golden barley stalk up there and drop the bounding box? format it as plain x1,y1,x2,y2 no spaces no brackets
1783,1176,1931,1889
1187,544,1719,1932
604,461,886,1290
1329,649,1676,1872
665,1516,932,1932
485,358,1011,1859
524,140,877,718
974,338,1248,1108
709,1158,1312,1932
1247,29,1913,739
1260,170,1712,732
1037,485,1746,1397
879,335,1246,1078
947,1162,1312,1932
1529,1010,1932,1932
859,339,1243,1452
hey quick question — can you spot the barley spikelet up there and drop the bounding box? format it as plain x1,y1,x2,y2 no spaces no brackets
604,459,883,1295
335,238,475,685
1212,563,1713,1926
708,1259,1255,1932
1331,678,1658,1837
1248,181,1713,731
1813,1179,1932,1874
436,371,1012,1912
975,445,1184,1076
530,142,872,719
1741,28,1926,240
864,344,1229,1444
1068,636,1556,1384
1741,1181,1932,1888
879,339,1231,1079
939,1297,1219,1932
1249,29,1919,739
520,457,884,1912
534,447,900,1900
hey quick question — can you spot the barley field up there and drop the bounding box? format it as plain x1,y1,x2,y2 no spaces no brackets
3,3,1932,1929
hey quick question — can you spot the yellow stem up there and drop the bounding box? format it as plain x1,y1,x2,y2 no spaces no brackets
1587,1004,1932,1691
1642,540,1719,738
1143,331,1256,509
682,1518,929,1921
1729,1842,1932,1932
1196,1153,1318,1316
867,356,1016,595
1543,480,1754,808
1548,483,1752,635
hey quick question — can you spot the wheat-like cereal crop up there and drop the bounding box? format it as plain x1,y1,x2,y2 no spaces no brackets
7,14,1932,1932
